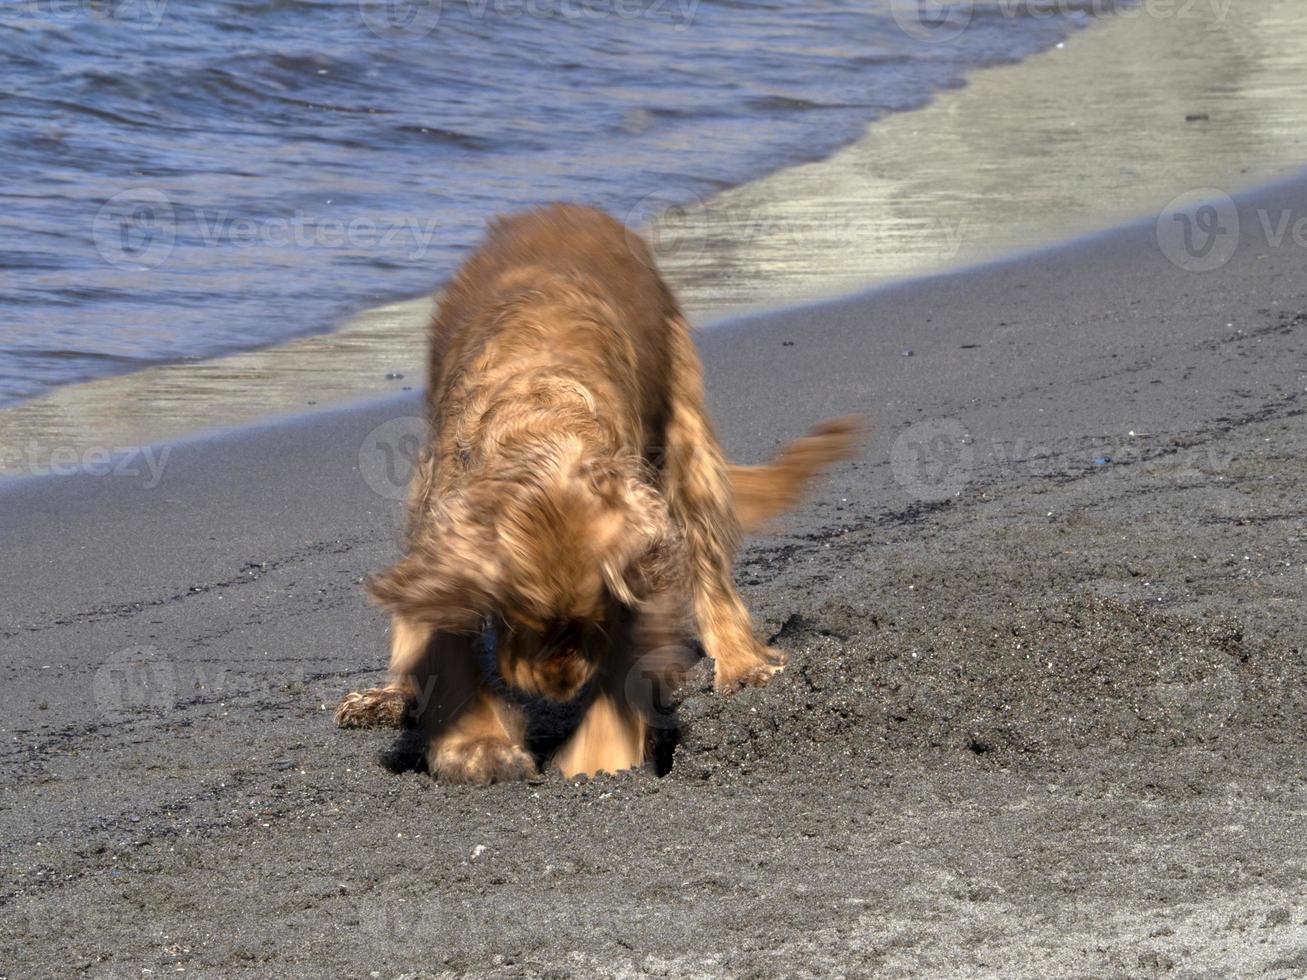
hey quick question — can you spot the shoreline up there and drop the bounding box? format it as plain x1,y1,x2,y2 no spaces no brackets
9,0,1307,475
1,162,1303,491
4,161,1306,975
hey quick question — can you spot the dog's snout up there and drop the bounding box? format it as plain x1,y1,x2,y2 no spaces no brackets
494,616,603,702
542,619,585,656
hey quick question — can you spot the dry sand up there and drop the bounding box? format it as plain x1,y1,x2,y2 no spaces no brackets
2,175,1306,976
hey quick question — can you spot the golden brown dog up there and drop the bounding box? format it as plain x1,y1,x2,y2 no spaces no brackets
337,204,859,782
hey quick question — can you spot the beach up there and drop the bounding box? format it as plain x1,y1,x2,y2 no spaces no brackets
9,0,1307,471
3,167,1306,976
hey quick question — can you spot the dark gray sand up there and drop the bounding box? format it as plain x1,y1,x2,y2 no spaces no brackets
3,179,1306,977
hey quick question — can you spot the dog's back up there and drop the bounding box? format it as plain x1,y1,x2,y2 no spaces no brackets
428,203,677,429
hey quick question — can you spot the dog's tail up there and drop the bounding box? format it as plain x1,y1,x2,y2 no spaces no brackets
728,415,865,533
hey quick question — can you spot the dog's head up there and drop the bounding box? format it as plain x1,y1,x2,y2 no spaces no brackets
368,450,683,700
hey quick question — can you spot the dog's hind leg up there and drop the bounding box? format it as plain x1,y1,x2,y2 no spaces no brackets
335,615,430,728
660,314,784,693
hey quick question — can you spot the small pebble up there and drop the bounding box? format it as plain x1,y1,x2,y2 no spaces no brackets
902,349,914,357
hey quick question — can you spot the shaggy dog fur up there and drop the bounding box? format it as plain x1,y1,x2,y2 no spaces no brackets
337,204,859,782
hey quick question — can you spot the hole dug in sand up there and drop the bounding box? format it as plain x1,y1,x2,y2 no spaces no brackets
376,673,686,781
374,595,1295,785
668,595,1299,783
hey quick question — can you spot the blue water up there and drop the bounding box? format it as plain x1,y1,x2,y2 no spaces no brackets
0,0,1094,405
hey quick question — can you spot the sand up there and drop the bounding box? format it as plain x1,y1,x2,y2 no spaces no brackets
2,174,1306,976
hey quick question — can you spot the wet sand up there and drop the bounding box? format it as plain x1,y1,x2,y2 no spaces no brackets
3,171,1306,976
7,0,1307,476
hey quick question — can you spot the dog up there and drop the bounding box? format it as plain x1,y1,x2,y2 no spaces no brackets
337,204,860,782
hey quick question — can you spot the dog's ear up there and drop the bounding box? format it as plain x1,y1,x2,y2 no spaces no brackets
586,462,685,608
366,500,501,632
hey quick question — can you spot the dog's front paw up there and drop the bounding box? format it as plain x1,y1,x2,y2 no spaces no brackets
713,645,787,693
335,684,409,729
430,738,538,785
